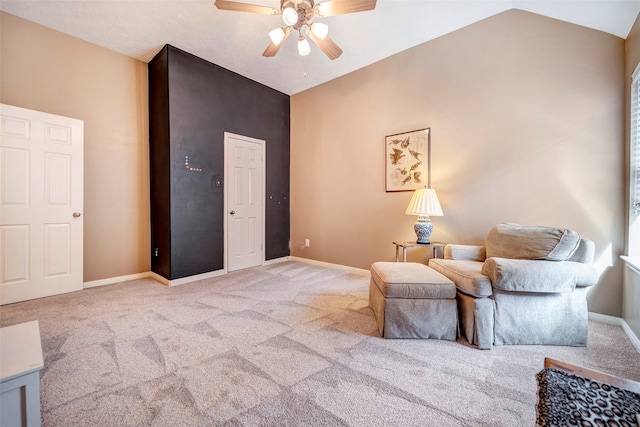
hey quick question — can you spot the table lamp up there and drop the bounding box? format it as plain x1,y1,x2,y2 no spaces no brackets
405,187,443,244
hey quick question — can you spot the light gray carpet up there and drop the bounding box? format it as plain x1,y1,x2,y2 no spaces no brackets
1,260,638,426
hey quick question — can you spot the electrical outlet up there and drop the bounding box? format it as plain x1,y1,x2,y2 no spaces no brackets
305,239,310,247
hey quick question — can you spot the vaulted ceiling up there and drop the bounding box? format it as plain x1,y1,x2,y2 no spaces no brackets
2,0,639,95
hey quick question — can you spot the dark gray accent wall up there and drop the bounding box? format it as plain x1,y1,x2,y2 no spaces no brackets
149,44,290,280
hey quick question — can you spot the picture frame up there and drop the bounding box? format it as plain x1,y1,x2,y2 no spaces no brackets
385,128,430,192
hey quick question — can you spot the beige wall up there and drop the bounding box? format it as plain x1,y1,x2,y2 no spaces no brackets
1,12,150,282
291,10,626,316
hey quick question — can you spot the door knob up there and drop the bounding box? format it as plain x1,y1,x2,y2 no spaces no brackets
73,212,82,218
229,210,235,215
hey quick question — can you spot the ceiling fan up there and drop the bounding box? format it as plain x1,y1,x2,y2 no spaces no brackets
214,0,377,60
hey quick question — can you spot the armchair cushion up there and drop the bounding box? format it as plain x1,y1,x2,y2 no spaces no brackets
485,223,581,261
482,258,576,293
444,244,486,262
429,259,493,297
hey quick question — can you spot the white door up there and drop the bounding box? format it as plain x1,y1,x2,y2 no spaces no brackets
0,104,84,305
224,132,265,272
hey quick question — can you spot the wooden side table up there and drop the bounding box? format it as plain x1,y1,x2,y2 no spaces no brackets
393,241,446,262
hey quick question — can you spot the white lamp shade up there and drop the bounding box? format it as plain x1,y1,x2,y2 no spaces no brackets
405,188,444,216
298,37,311,56
282,7,299,26
268,28,286,46
310,22,329,40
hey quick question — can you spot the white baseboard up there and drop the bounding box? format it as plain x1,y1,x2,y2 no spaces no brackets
589,312,640,353
588,312,622,326
263,256,290,265
290,256,370,276
85,269,229,289
150,269,226,287
621,320,640,353
83,272,152,289
83,257,293,289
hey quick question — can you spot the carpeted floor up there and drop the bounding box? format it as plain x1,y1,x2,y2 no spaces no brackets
1,260,638,426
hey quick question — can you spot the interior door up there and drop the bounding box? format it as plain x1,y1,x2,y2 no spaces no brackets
224,132,265,272
0,104,84,304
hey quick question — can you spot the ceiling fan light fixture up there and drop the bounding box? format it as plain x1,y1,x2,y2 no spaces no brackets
282,7,299,26
214,0,378,60
298,36,311,56
268,27,286,46
310,22,328,40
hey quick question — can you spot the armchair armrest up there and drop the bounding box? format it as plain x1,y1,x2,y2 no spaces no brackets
482,258,576,293
566,262,598,287
444,244,486,261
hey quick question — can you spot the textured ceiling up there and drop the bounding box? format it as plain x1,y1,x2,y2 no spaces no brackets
1,0,639,95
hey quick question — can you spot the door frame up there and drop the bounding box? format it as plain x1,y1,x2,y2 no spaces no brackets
223,132,266,273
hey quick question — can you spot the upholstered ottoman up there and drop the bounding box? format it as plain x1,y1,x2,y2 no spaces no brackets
369,262,457,339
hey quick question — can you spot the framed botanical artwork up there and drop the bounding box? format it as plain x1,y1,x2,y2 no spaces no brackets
385,128,430,192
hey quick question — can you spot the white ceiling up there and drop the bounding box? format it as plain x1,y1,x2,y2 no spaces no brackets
2,0,639,95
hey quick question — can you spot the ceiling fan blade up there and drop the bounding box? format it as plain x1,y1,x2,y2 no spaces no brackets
307,32,342,60
263,28,292,57
214,0,279,15
314,0,376,17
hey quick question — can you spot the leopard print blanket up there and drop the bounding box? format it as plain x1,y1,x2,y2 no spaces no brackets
536,368,640,426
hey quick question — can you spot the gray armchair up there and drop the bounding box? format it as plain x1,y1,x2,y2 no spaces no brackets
429,223,598,349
